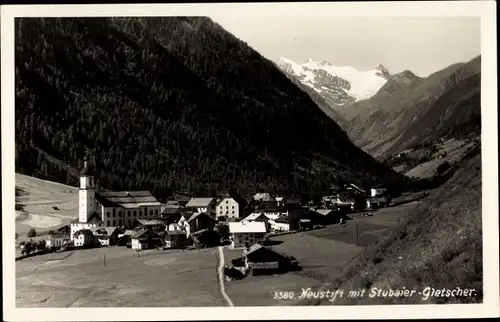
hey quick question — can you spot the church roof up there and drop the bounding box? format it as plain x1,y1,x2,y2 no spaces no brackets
95,191,161,209
80,156,95,176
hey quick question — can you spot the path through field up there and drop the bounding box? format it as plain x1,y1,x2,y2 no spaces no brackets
217,246,234,306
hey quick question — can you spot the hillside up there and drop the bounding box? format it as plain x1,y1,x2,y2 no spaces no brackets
15,17,404,198
337,56,481,159
314,148,482,305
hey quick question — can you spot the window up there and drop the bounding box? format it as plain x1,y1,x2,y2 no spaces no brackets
226,200,228,204
106,212,110,218
113,209,116,217
112,220,116,226
134,211,137,217
149,210,153,216
118,220,122,226
232,211,235,214
232,206,234,209
155,210,158,216
139,211,142,216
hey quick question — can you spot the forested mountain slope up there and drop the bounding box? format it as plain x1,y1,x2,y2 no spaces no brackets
15,17,404,197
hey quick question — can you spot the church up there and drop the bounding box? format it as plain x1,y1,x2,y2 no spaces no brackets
70,156,162,241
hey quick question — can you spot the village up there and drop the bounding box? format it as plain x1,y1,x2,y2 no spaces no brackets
16,155,406,281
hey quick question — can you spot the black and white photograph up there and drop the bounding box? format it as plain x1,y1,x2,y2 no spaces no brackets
2,1,498,320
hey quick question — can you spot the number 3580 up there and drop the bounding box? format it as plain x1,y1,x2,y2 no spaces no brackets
273,291,295,300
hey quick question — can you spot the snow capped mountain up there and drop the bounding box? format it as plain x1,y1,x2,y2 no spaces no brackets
277,57,391,104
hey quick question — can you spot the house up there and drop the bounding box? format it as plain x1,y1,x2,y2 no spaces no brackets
284,198,302,211
215,191,247,221
89,227,120,246
370,185,388,197
315,209,342,224
164,230,188,249
46,233,70,248
170,194,193,207
284,209,326,231
275,196,285,207
242,213,273,231
161,212,192,233
368,196,389,209
73,229,98,248
72,155,162,237
70,212,104,242
57,225,71,235
185,198,217,214
228,221,267,249
345,183,366,196
117,229,135,246
131,229,162,250
243,244,299,275
134,219,166,234
95,190,162,229
187,212,216,235
253,192,272,202
271,216,291,232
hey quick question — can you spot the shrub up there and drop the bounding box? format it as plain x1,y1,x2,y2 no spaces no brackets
27,228,37,238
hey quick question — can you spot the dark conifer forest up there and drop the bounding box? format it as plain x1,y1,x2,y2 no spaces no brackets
15,17,405,198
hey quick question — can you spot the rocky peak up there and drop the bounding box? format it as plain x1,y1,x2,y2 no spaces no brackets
375,64,391,79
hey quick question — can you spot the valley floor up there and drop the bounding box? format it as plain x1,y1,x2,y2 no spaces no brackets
16,201,419,307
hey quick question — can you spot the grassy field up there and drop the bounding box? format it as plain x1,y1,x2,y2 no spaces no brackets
16,199,419,307
16,246,225,307
221,202,419,306
15,174,78,245
313,151,482,305
401,139,477,179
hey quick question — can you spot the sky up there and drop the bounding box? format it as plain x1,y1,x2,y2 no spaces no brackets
209,15,481,77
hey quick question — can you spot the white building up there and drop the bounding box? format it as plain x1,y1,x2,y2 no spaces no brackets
228,221,267,249
71,156,161,241
270,217,290,232
215,197,242,220
370,187,387,197
46,233,69,248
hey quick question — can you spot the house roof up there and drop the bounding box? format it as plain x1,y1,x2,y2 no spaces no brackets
90,227,117,237
87,212,103,223
253,192,271,201
131,229,160,239
347,183,366,193
215,194,247,207
95,191,161,209
316,209,334,216
274,216,290,223
243,213,271,222
121,230,136,236
167,230,187,236
191,228,209,235
73,229,94,238
185,198,216,208
49,233,67,239
187,212,215,223
136,219,165,226
243,244,291,260
229,221,267,234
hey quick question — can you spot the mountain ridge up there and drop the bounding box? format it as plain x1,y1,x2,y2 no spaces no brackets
15,17,405,198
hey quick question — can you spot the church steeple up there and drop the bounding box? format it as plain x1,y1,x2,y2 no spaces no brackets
80,150,94,176
79,150,96,223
